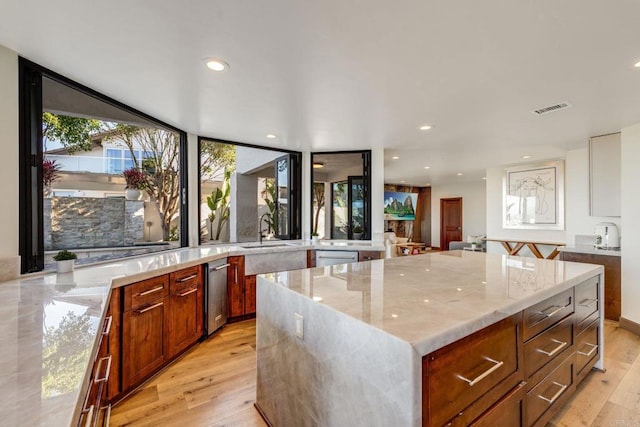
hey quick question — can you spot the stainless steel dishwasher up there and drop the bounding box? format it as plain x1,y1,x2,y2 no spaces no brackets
206,258,229,335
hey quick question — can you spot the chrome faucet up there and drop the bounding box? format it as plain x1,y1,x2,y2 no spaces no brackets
259,212,271,243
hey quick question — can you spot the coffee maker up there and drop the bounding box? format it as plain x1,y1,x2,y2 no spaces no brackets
594,222,620,249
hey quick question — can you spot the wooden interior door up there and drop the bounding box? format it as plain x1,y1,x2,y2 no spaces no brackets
440,197,463,250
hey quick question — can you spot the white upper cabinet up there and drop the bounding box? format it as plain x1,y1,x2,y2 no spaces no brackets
590,133,621,217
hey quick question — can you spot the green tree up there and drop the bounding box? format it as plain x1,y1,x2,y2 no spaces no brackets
42,112,105,153
312,182,325,234
207,168,231,240
109,125,181,241
200,140,236,180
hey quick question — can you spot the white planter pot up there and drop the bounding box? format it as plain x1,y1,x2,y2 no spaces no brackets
311,236,318,244
125,189,142,201
56,259,75,273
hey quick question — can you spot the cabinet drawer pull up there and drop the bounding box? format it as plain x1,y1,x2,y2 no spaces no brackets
138,285,164,296
212,263,230,271
537,304,566,318
578,342,598,357
102,316,112,336
538,381,568,404
579,298,598,308
102,404,112,427
94,355,112,383
536,339,568,357
135,301,164,314
82,405,95,427
178,287,198,297
178,274,198,282
456,356,504,386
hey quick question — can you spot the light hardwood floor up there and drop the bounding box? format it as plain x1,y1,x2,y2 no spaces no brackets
110,319,640,426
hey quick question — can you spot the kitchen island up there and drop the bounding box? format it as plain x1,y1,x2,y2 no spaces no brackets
255,251,604,426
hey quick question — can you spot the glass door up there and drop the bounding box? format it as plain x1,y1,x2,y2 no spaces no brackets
274,154,300,239
348,176,365,240
331,181,348,239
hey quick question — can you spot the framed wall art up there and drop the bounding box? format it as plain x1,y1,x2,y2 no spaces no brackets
503,160,564,230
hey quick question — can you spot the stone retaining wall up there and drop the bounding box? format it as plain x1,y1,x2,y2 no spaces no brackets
44,197,144,250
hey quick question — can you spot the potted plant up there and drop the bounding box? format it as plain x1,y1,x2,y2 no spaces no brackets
311,231,319,244
53,249,77,273
42,159,61,197
352,225,364,241
123,167,145,200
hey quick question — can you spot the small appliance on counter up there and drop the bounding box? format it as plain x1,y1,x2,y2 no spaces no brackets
594,222,620,249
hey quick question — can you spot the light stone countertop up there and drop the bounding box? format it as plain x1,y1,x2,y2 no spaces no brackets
259,250,604,356
0,240,383,427
558,245,622,257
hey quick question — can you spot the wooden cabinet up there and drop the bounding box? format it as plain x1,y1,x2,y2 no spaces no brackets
560,251,620,320
422,277,601,427
227,256,246,318
167,266,203,359
121,266,204,393
245,275,257,314
122,275,168,390
423,313,523,427
78,309,115,426
358,250,382,261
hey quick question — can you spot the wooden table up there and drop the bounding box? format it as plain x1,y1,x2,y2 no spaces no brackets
396,242,428,256
485,238,566,259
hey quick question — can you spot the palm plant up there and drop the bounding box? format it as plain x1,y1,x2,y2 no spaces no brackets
207,168,231,240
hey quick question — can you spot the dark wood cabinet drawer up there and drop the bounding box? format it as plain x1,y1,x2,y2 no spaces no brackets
575,276,599,334
469,382,525,427
358,250,382,261
576,319,599,381
523,288,573,341
124,275,169,311
524,315,573,378
169,265,201,294
525,354,574,427
425,313,523,427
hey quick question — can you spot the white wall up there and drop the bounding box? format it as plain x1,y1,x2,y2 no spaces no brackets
0,45,19,259
431,181,486,248
565,147,621,244
621,123,640,325
485,165,565,256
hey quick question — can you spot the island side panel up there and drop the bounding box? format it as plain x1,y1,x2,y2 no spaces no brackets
256,276,421,427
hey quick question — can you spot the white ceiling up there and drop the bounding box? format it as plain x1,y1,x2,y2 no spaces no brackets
2,0,640,185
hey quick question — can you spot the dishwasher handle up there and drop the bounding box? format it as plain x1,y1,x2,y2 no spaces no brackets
210,263,230,272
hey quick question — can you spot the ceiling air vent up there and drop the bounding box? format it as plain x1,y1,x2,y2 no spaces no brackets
531,102,572,116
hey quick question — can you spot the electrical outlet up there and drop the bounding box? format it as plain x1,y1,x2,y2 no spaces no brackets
294,312,304,339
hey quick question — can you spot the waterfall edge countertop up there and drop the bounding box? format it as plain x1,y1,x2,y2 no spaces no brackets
0,240,383,427
255,251,604,426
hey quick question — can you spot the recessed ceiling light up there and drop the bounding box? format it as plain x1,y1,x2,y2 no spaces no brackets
419,125,432,131
424,166,431,169
205,58,229,72
392,156,399,160
391,314,399,318
457,173,463,176
400,180,405,183
635,61,640,68
266,134,277,139
482,177,487,180
312,162,324,169
522,154,532,159
312,296,323,302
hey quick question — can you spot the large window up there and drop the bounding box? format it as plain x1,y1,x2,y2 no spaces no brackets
19,58,188,273
198,138,301,244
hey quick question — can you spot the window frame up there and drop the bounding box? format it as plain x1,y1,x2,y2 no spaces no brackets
18,57,189,273
197,136,302,243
